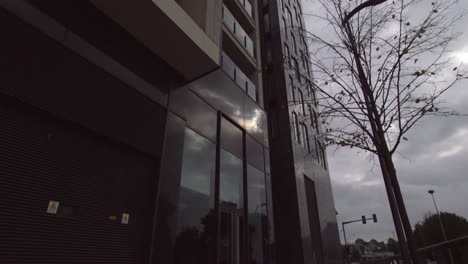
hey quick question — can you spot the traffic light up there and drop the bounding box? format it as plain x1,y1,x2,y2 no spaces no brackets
372,214,377,223
362,215,366,224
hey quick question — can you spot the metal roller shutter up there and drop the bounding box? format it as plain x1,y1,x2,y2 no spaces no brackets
0,7,166,158
0,96,157,263
0,6,161,263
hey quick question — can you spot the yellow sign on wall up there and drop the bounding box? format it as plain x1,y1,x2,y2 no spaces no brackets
121,213,130,224
47,201,60,214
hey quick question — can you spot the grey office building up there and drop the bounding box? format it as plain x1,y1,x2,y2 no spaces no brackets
0,0,342,263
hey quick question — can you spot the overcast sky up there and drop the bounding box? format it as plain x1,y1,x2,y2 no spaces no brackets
303,0,468,243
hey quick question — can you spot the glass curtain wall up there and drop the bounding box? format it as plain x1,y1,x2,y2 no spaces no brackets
247,164,268,264
219,118,244,264
172,117,270,264
174,128,216,264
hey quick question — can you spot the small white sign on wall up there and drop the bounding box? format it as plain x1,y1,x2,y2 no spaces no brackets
47,200,60,214
121,213,130,224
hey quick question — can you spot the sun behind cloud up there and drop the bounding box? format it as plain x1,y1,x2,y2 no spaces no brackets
451,46,468,64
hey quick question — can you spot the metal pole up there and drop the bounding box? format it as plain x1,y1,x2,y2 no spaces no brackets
341,217,381,263
342,222,349,264
429,190,455,264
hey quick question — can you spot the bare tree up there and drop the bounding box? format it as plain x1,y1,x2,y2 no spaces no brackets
295,0,466,263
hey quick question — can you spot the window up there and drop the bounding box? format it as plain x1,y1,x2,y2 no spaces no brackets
266,44,273,64
314,111,320,134
309,107,320,134
284,43,290,65
315,139,321,163
263,13,271,33
297,1,302,14
289,75,295,103
166,118,272,264
322,146,327,170
308,104,313,119
294,6,299,23
301,53,310,80
247,80,256,101
282,17,288,39
301,123,310,153
310,107,315,128
312,110,319,134
247,165,268,264
298,89,305,115
220,149,243,208
312,87,317,107
292,111,300,143
175,128,216,263
219,118,244,264
304,177,325,263
286,7,294,27
292,57,300,82
291,32,297,53
301,51,307,70
219,148,244,264
303,124,308,151
318,142,327,170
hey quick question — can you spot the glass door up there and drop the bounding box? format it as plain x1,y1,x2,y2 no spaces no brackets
219,117,245,264
219,147,244,264
220,205,244,264
217,115,270,264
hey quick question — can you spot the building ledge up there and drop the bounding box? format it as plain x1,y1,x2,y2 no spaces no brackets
91,0,220,80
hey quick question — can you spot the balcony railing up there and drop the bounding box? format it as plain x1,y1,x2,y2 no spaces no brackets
240,0,253,18
221,52,256,101
223,5,254,58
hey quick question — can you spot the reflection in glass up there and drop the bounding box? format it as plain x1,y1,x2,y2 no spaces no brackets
246,135,264,172
220,209,244,264
248,164,268,264
220,149,243,208
220,148,244,264
174,128,216,264
221,118,243,161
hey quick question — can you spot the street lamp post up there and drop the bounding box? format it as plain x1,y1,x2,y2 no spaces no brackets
428,189,455,264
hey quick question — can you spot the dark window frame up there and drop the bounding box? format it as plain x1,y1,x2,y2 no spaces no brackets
291,32,297,54
292,111,300,143
289,75,296,103
298,88,305,115
301,122,311,153
286,7,294,27
292,57,300,83
282,17,288,39
284,43,290,65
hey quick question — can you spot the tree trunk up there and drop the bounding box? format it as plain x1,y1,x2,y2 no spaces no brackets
383,152,422,264
378,155,412,264
343,20,420,264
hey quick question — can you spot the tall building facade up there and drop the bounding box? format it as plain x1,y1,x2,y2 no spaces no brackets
258,0,343,263
0,0,341,263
